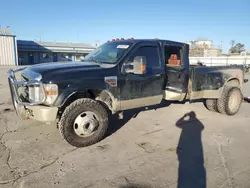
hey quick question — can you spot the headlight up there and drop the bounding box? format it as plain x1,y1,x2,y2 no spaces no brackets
43,84,58,105
28,84,45,103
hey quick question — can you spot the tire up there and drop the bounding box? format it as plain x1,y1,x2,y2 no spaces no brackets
217,87,242,115
59,98,109,147
204,99,218,112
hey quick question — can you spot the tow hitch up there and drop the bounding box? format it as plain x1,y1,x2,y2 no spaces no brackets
243,97,250,103
242,79,250,103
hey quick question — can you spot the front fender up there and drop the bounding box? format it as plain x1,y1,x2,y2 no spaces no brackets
53,87,120,113
54,87,77,107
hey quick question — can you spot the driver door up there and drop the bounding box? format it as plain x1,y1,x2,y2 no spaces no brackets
118,43,165,110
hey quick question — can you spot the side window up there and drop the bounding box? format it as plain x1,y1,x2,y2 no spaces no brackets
165,46,183,67
129,46,161,73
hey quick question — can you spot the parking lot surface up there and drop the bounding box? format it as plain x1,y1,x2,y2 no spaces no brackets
0,67,250,188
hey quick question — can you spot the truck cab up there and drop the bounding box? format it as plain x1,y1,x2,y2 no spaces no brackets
8,38,245,147
117,40,190,110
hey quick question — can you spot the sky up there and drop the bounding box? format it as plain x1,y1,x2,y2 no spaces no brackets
1,0,250,53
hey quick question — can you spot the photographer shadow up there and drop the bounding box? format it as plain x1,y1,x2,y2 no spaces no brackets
176,111,206,188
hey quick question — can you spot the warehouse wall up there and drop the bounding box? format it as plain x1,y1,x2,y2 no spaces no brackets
17,51,89,65
0,35,17,66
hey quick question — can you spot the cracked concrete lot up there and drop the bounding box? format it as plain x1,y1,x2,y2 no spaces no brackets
0,67,250,188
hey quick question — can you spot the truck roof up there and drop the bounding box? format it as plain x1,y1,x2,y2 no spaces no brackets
108,39,188,46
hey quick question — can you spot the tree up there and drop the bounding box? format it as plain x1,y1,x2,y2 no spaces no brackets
229,40,245,53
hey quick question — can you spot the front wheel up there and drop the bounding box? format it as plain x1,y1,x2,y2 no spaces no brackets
59,98,109,147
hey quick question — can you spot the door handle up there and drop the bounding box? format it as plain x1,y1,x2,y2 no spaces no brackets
155,74,161,77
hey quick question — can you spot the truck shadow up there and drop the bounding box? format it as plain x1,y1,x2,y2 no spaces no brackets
176,111,206,188
107,103,206,188
106,100,172,137
106,99,203,137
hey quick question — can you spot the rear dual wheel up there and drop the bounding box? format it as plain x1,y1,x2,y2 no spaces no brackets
217,87,242,115
204,86,242,116
204,99,218,112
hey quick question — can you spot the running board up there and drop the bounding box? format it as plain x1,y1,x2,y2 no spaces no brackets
163,90,186,101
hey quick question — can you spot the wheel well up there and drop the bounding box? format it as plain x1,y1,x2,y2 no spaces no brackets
226,78,241,88
58,89,113,119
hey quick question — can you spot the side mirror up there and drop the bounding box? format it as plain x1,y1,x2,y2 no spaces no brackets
124,56,146,75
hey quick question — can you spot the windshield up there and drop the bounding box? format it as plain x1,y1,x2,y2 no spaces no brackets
84,42,132,64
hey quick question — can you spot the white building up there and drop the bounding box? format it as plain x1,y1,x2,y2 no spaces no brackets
189,39,222,57
194,40,212,48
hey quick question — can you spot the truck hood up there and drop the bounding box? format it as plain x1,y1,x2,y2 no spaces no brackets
24,61,101,76
22,61,116,83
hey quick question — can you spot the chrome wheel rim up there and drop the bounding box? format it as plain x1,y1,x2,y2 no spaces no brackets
228,92,239,111
73,111,99,137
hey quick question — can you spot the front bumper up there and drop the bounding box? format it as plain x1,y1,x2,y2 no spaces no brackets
8,68,58,122
14,103,58,122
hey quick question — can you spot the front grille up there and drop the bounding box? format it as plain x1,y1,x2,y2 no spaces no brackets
18,86,29,102
8,68,45,105
20,74,30,102
21,73,29,82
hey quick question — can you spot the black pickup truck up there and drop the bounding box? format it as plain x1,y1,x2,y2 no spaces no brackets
8,39,247,147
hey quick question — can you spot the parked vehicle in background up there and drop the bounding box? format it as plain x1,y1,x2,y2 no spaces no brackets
8,38,248,147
